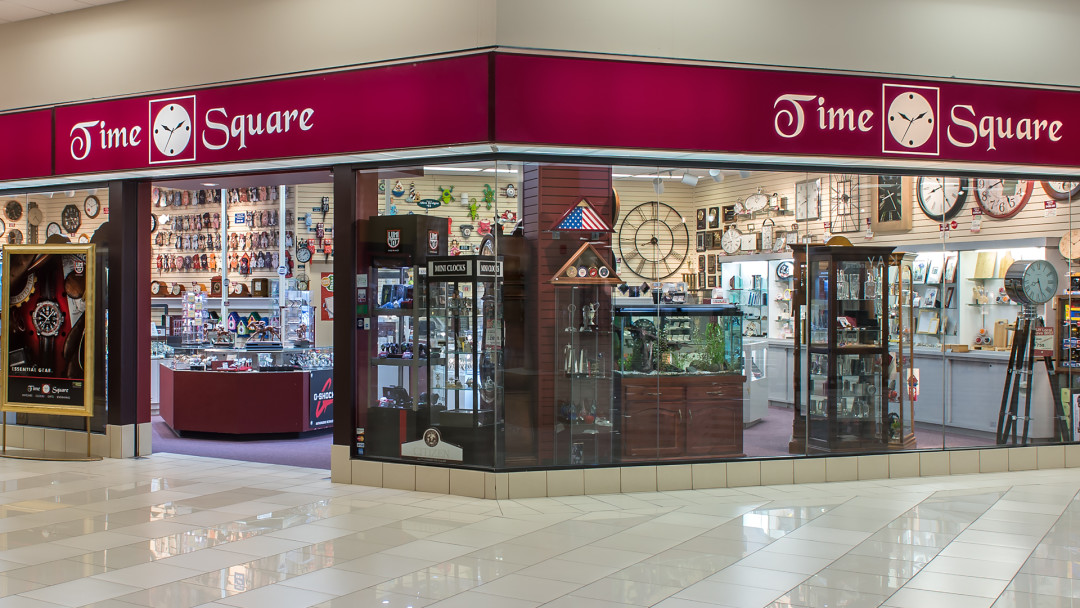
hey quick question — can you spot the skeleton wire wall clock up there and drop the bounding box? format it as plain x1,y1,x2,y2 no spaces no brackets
829,174,861,233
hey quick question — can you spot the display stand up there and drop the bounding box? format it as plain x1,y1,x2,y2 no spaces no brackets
996,305,1070,444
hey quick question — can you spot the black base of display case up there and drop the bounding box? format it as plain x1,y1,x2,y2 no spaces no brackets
365,407,417,458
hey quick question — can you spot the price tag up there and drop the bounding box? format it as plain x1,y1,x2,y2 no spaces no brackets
970,207,982,233
234,213,245,224
863,218,873,240
1034,327,1055,357
1045,201,1058,217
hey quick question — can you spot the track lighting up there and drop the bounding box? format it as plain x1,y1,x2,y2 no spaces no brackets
709,170,724,183
681,172,699,187
652,177,664,195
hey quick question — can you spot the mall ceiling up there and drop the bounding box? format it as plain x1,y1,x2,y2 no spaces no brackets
0,0,123,24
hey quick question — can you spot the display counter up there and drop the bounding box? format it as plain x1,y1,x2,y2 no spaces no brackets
159,347,333,436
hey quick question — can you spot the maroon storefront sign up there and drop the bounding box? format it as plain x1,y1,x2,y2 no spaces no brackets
493,53,1080,168
53,54,489,176
0,51,1075,185
0,110,51,180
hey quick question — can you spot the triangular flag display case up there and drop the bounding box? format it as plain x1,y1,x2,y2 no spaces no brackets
550,242,622,285
548,198,614,234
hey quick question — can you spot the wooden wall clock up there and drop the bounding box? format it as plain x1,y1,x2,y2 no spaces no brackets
872,175,913,232
1042,181,1080,201
916,176,967,222
974,179,1032,219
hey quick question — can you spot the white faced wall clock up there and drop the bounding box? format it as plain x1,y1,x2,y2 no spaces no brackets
795,178,820,221
916,176,968,222
974,179,1032,219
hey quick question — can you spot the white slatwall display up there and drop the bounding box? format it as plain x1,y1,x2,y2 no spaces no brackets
377,174,520,253
0,189,109,246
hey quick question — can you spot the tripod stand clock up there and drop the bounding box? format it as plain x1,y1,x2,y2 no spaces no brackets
997,259,1071,445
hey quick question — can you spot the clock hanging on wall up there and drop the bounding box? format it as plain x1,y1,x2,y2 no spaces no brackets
617,201,689,280
974,179,1032,219
828,174,860,233
794,178,820,221
872,175,911,233
1042,181,1080,201
916,176,968,222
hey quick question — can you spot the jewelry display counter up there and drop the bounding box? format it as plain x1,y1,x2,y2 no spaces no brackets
159,348,333,435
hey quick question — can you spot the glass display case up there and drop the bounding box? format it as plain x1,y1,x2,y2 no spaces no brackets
283,289,314,347
803,245,894,453
554,285,615,465
425,256,503,467
366,263,427,457
181,291,209,345
612,301,746,460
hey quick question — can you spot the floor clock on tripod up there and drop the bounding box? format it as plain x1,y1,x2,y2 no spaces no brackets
998,259,1071,445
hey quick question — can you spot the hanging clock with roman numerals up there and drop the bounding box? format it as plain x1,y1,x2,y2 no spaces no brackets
617,201,689,280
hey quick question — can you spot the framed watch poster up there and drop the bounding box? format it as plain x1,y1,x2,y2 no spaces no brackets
872,175,914,233
1,244,97,417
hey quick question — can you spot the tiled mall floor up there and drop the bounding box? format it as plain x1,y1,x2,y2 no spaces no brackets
0,456,1074,608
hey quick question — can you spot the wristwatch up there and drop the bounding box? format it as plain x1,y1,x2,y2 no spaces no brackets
32,277,64,362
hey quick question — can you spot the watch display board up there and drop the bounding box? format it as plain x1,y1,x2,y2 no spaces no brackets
1,244,97,417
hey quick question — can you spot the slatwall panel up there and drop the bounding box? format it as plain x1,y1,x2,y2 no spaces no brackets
0,189,109,246
376,174,521,250
523,164,612,464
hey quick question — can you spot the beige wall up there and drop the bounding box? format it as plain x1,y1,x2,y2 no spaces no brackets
0,0,1077,112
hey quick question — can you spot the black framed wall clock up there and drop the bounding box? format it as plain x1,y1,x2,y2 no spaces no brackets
974,179,1032,219
916,176,968,222
828,174,860,233
617,201,690,280
871,175,912,233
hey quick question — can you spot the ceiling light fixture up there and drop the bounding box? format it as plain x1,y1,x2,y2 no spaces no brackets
709,169,724,183
653,177,664,195
202,182,219,187
681,172,699,187
739,170,752,179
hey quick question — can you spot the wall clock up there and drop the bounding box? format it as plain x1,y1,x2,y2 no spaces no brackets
743,187,770,214
61,204,82,234
776,261,794,279
84,195,101,218
828,174,860,233
7,229,22,244
916,176,968,222
46,222,62,238
974,179,1032,219
794,178,820,221
720,225,742,255
296,243,313,263
617,201,689,280
1003,259,1058,305
1059,227,1080,260
5,200,21,222
871,175,912,233
150,214,157,233
1042,181,1080,201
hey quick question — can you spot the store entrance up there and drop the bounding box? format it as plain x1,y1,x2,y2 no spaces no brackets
148,171,335,468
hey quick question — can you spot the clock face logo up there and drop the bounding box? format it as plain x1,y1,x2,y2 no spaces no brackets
148,96,197,163
882,84,940,156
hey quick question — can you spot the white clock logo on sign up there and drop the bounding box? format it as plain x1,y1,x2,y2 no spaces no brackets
152,103,192,157
887,91,935,148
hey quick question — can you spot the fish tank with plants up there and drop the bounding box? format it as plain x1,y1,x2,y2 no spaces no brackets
613,303,744,376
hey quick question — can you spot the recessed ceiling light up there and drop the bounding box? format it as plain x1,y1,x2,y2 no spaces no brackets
202,182,219,187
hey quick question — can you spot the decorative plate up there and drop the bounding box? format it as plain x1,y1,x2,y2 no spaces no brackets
5,200,21,221
61,204,81,234
588,266,598,277
598,266,611,278
565,267,576,278
577,265,588,278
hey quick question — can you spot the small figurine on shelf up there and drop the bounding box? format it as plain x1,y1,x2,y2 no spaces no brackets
581,302,599,332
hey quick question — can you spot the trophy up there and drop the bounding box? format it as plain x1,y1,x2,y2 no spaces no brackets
580,302,598,332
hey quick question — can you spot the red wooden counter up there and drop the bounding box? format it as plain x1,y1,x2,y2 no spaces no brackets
159,366,332,434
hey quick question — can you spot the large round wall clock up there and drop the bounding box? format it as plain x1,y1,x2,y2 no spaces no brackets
916,177,968,221
617,201,689,280
1003,259,1058,305
1042,181,1080,201
5,200,21,222
974,179,1032,219
84,195,101,218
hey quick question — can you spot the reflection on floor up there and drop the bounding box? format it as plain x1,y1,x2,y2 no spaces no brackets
151,415,332,469
0,453,1072,607
745,406,991,458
